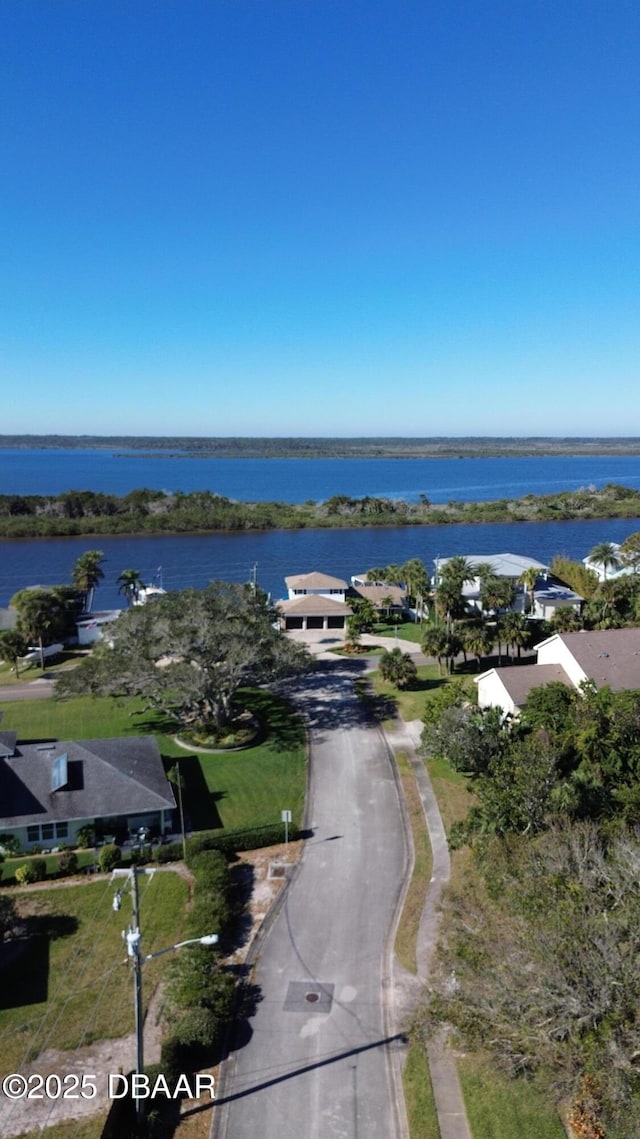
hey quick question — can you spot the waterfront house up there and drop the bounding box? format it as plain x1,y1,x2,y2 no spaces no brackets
279,571,352,637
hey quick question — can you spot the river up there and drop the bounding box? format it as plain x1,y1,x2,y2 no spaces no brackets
1,448,640,607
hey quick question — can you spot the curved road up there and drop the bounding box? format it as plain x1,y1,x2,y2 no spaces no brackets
213,661,409,1139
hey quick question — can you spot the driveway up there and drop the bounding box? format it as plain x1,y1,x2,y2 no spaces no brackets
212,661,409,1139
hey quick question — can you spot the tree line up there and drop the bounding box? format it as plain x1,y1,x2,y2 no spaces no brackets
1,482,640,537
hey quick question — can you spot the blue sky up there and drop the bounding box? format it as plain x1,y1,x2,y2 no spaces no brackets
3,0,640,437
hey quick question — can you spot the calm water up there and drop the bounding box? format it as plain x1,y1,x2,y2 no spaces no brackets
1,448,640,607
2,518,640,610
2,447,640,504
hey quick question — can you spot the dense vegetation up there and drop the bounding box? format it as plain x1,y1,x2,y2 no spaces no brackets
2,481,640,538
423,682,640,1138
3,433,640,458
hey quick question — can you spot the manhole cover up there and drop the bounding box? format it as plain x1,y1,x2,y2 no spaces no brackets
284,981,334,1013
269,863,286,879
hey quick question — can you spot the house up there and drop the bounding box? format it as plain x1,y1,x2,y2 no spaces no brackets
349,572,409,617
76,610,122,646
278,572,352,637
476,628,640,715
582,542,631,582
433,552,583,618
284,572,349,601
0,733,176,850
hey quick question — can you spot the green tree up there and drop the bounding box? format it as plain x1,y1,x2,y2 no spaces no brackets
479,574,515,618
11,587,68,669
619,531,640,574
0,629,28,677
349,596,377,633
500,610,530,660
551,604,582,632
116,568,144,605
518,566,539,615
549,556,600,600
402,557,430,621
428,822,640,1138
586,541,622,581
72,549,105,611
421,624,450,676
57,582,311,731
378,647,417,689
460,622,494,671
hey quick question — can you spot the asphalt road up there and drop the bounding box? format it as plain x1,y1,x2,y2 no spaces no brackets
213,661,408,1139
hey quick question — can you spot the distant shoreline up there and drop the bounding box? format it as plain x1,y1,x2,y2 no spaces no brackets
2,434,640,460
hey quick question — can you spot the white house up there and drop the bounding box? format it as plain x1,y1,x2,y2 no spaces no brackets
476,628,640,715
279,572,352,637
433,552,583,618
76,610,122,645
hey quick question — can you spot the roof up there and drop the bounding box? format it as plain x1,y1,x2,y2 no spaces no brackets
285,572,348,590
437,553,549,577
553,629,640,692
533,580,584,608
0,736,175,829
476,664,572,708
278,595,353,617
349,584,406,606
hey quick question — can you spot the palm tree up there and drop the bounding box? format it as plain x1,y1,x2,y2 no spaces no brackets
421,624,449,676
439,556,477,590
518,567,539,616
402,557,430,622
500,611,530,660
72,550,105,612
586,542,622,581
551,604,582,633
117,569,144,606
461,623,494,671
378,647,418,689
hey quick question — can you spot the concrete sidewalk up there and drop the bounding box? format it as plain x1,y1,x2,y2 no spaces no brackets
384,718,473,1139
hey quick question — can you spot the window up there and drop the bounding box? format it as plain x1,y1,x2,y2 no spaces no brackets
26,822,68,843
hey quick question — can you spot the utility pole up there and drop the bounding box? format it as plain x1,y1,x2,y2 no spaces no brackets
176,760,186,861
114,867,148,1127
112,869,218,1127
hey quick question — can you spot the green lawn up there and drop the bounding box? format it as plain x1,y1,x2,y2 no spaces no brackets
458,1054,566,1139
370,662,446,722
404,1040,440,1138
0,872,189,1073
0,688,308,838
373,620,427,644
159,689,308,833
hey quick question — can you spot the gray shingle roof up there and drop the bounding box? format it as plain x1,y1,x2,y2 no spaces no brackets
0,737,175,828
557,629,640,691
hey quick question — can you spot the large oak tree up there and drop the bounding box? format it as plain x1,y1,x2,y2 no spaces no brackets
57,582,311,731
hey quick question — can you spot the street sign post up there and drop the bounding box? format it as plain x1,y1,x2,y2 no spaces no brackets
281,809,292,844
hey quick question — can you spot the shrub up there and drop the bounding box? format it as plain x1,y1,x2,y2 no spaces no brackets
98,843,121,872
16,859,47,885
0,834,20,855
152,842,183,864
58,850,78,877
76,825,96,848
